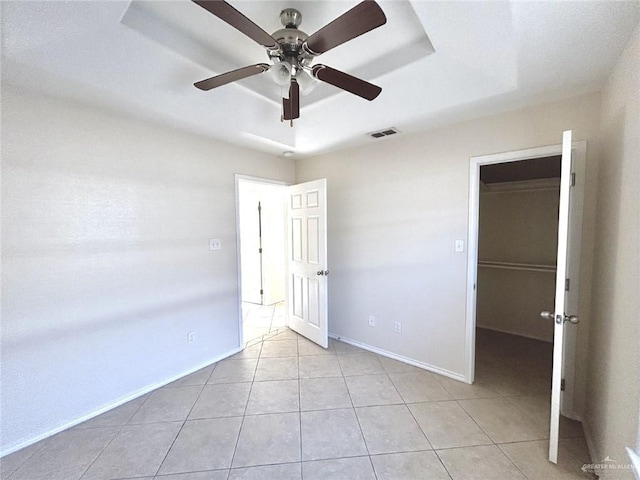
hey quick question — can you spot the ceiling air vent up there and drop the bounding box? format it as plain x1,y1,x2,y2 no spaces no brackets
368,127,399,139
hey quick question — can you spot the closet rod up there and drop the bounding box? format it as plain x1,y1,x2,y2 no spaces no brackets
478,261,556,273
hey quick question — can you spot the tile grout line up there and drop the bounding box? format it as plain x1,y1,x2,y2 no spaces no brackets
77,386,153,480
454,398,499,446
3,435,53,480
405,400,437,453
227,347,260,472
11,330,581,480
339,352,380,480
151,368,213,478
386,369,455,479
432,449,455,480
268,303,276,335
494,443,534,480
297,352,304,479
450,392,544,480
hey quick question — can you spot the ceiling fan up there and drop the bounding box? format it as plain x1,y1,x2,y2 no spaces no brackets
192,0,387,124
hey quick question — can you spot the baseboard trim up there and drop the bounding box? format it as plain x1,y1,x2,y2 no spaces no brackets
582,421,640,478
0,346,243,458
561,410,583,423
581,420,600,464
476,325,553,343
328,332,466,383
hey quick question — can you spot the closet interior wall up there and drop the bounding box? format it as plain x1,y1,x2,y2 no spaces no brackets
476,178,561,342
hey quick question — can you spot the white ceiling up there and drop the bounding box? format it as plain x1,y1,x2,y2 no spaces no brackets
2,1,639,158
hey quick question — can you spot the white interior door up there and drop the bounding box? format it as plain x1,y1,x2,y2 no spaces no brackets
286,179,328,348
547,130,583,463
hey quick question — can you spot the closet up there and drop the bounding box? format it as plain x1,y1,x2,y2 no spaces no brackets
476,156,562,342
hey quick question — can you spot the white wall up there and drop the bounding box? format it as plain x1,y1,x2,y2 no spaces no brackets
0,86,294,454
584,24,639,472
296,92,601,394
476,187,559,342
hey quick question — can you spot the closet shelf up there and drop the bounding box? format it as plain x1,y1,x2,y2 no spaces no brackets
478,261,556,273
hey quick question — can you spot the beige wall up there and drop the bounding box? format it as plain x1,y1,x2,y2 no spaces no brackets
296,92,601,399
585,24,639,472
476,188,559,342
479,188,560,265
0,86,294,454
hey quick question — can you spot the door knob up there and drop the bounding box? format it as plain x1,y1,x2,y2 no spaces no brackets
540,311,579,324
565,315,579,324
316,270,329,276
540,311,555,321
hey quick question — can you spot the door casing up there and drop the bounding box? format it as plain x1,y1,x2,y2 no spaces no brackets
235,175,290,346
465,140,587,419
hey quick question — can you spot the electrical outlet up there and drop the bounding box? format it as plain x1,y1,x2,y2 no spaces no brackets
187,332,196,344
209,238,221,251
368,315,376,327
394,321,402,333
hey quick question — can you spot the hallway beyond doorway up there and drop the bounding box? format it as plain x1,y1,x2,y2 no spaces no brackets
242,301,286,344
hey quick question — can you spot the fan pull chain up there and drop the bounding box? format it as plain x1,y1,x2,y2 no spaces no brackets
280,112,294,127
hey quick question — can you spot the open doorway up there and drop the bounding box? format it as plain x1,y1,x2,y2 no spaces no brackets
236,175,330,349
475,155,567,414
465,137,588,462
236,176,287,344
476,155,561,387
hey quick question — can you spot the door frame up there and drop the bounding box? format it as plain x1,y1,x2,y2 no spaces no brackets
465,141,586,415
235,174,290,346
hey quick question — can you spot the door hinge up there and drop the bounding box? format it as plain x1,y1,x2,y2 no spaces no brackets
259,248,263,253
561,379,565,391
565,278,570,291
571,172,576,187
260,289,263,295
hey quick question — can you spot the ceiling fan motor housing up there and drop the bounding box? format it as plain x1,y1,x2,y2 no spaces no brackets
271,9,313,65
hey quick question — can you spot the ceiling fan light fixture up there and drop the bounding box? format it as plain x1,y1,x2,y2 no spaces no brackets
295,69,317,95
191,0,387,122
269,60,292,86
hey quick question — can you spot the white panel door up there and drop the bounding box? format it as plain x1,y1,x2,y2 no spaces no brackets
286,179,328,348
547,130,583,463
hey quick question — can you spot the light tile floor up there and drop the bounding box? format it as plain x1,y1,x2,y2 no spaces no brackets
242,301,286,344
1,328,596,480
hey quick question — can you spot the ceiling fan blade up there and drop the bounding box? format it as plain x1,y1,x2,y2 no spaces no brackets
303,0,386,56
312,65,381,101
283,80,300,120
194,63,270,91
192,1,278,50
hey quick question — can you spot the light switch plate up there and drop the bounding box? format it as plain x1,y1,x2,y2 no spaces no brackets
455,240,465,253
209,238,222,250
